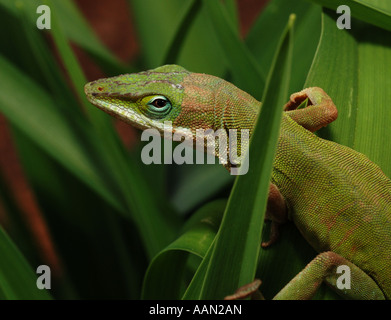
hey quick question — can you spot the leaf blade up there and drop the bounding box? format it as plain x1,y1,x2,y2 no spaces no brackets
309,0,391,32
185,14,295,299
0,226,52,299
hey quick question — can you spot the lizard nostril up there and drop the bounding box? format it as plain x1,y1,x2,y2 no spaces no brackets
97,86,104,92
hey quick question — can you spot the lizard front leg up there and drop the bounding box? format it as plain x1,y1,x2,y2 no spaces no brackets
284,87,338,132
262,183,289,248
223,184,288,299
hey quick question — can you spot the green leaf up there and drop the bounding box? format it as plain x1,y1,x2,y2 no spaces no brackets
142,200,225,299
129,0,225,76
183,14,295,299
246,0,321,93
171,164,234,214
202,0,266,98
306,9,391,177
308,0,391,32
0,226,52,299
50,0,122,70
162,0,202,64
0,55,121,210
0,0,121,70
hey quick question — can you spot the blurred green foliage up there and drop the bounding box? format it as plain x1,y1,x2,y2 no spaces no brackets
0,0,390,299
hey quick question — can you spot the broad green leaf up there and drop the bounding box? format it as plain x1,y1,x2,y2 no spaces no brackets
142,200,225,299
171,164,233,214
0,226,52,299
306,9,391,177
184,14,295,299
181,238,214,299
309,0,391,32
354,27,391,175
306,11,358,148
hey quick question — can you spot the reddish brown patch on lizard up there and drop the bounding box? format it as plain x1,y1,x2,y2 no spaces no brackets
319,201,354,232
334,224,360,249
174,74,219,130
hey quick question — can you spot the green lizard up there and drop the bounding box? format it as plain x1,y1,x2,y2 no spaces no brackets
84,65,391,300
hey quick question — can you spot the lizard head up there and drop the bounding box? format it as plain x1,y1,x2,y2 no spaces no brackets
85,65,258,171
85,65,258,162
84,65,190,133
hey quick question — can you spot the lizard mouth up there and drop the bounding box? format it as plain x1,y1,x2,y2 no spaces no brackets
84,83,151,130
94,97,152,130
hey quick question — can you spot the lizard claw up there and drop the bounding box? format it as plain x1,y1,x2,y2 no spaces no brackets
224,279,264,300
261,221,280,248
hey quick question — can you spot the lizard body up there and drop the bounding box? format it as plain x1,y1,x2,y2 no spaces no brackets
85,65,391,299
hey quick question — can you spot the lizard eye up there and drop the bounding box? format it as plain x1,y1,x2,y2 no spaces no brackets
146,96,172,118
151,98,167,108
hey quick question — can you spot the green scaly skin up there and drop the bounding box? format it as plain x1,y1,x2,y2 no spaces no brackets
85,65,391,300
